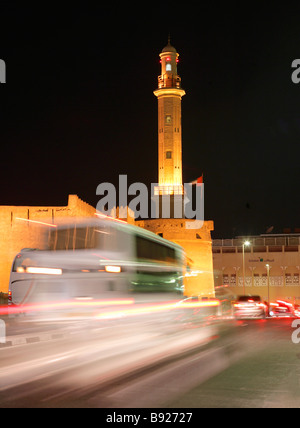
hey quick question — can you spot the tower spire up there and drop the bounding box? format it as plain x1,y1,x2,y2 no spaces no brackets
153,40,186,195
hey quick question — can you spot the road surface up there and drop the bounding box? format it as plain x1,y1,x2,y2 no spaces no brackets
0,312,299,408
168,318,300,408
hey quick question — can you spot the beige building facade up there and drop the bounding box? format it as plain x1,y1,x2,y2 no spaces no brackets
213,234,300,303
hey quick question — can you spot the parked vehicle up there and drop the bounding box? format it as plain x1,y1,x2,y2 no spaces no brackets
269,300,295,318
233,295,268,319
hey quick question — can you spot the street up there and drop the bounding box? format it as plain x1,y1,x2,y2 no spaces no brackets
1,310,300,408
169,318,300,408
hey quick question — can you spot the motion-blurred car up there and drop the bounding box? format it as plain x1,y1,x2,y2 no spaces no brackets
233,295,268,319
269,300,295,318
176,295,221,325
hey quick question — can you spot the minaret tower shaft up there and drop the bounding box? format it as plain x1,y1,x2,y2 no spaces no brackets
153,38,185,195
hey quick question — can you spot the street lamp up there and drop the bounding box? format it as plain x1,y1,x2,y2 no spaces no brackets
266,263,270,312
242,240,251,295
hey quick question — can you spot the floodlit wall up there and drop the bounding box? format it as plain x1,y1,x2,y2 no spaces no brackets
0,195,96,292
136,219,215,297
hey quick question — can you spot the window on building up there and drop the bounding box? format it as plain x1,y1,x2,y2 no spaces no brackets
166,151,172,159
166,63,172,71
222,248,236,253
262,274,267,286
223,274,229,285
285,273,292,284
268,245,282,252
284,246,298,252
253,245,266,252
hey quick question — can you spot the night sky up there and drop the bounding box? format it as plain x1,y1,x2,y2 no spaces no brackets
1,3,300,238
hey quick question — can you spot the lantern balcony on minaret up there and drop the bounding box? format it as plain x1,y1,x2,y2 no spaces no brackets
157,74,182,89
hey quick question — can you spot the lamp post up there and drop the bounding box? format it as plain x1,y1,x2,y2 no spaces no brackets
266,263,270,311
242,240,251,295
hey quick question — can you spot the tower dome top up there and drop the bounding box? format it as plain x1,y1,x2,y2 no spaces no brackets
161,43,177,53
161,35,177,53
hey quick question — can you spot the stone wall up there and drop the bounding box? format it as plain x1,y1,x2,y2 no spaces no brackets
0,195,96,292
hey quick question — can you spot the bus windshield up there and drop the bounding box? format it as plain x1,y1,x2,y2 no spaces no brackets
48,226,112,251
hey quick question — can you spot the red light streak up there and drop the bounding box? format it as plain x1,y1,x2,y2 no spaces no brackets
95,299,220,320
0,298,220,318
277,300,293,307
0,299,135,316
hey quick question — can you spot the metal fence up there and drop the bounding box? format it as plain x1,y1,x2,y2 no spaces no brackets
213,236,300,247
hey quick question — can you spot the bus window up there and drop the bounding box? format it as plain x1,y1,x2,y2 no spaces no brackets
55,229,70,250
49,226,99,251
136,235,177,263
102,227,128,253
48,225,129,251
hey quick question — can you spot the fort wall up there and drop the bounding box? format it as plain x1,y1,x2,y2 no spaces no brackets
0,195,96,292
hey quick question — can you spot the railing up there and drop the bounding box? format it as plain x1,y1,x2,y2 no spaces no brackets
154,185,183,196
213,236,300,247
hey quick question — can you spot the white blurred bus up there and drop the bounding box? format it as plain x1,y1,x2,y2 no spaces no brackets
8,216,186,307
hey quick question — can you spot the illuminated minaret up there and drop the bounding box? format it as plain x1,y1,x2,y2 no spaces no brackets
154,37,186,195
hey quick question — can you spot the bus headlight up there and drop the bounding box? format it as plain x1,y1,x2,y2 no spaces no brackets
26,267,63,275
